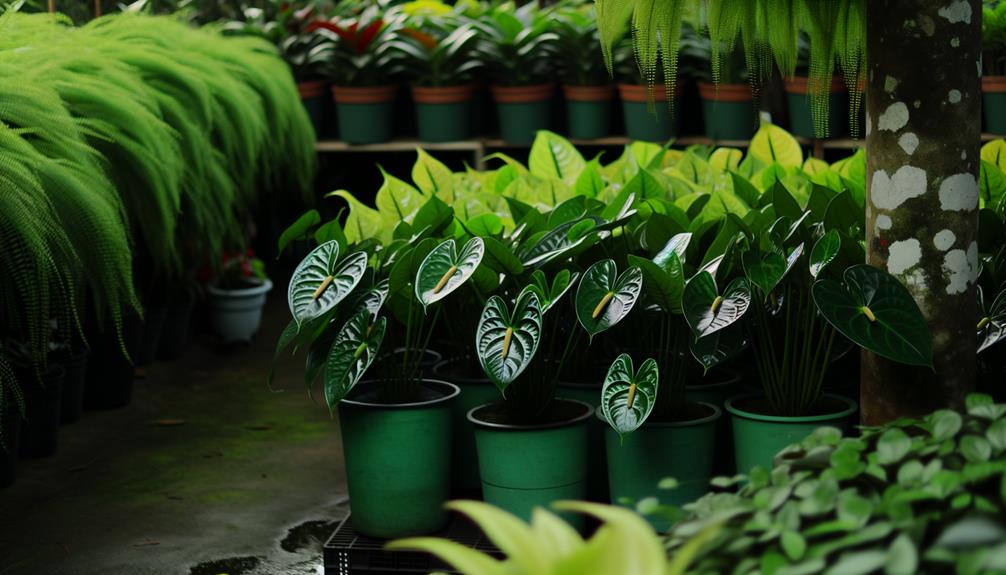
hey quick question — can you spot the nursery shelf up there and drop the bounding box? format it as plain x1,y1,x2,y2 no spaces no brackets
324,514,501,575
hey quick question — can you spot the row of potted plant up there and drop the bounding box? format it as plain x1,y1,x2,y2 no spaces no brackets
0,11,314,488
275,125,1006,538
235,0,855,145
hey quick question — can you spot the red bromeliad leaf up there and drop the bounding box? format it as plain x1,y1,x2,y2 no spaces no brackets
401,28,438,51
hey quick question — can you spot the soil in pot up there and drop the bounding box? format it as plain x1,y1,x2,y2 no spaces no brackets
468,398,592,529
1,402,21,487
339,379,459,539
18,364,64,459
602,401,721,531
413,84,474,142
491,84,554,144
432,358,497,498
698,82,756,141
84,311,142,410
332,85,397,144
618,84,679,142
564,85,614,140
157,295,195,360
726,393,858,474
984,77,1006,134
52,347,88,425
783,76,848,139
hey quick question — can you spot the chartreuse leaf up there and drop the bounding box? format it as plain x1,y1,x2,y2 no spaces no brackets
530,507,584,557
812,265,933,367
328,190,387,244
412,148,453,197
551,501,667,575
575,157,606,198
278,209,320,254
529,130,586,184
601,354,659,438
810,229,841,279
978,286,1006,354
415,237,485,309
323,310,386,412
476,292,543,393
710,147,743,172
575,260,644,340
682,272,751,337
749,124,803,168
287,242,368,330
376,167,424,226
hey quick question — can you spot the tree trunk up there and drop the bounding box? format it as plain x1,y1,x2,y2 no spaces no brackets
862,0,981,424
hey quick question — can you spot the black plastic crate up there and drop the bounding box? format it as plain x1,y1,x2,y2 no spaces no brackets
323,514,502,575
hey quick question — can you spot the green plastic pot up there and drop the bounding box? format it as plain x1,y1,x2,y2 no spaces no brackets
600,402,721,531
687,368,742,476
699,82,756,141
491,84,554,144
557,381,608,502
564,85,613,140
413,85,474,143
432,359,498,497
984,77,1006,135
332,85,397,145
618,84,678,142
339,379,459,538
726,394,858,474
784,76,848,139
298,81,326,138
469,399,592,529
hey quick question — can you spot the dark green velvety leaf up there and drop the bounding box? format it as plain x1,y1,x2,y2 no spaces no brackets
575,259,644,340
689,322,748,373
600,354,659,437
742,249,787,297
628,254,684,314
476,293,543,393
810,229,841,279
807,184,837,223
314,218,348,256
288,242,368,330
324,311,387,412
683,272,751,337
415,237,485,309
482,237,524,277
278,209,321,254
812,265,932,367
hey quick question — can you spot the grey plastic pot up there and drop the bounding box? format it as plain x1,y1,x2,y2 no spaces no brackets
207,279,273,343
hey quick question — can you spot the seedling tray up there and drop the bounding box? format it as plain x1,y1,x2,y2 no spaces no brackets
323,514,502,574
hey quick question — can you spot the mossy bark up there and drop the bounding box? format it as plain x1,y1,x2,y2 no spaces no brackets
862,0,981,424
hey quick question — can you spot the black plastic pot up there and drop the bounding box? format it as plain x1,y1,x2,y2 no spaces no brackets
138,305,168,366
53,348,88,425
84,313,142,410
19,364,64,459
1,403,21,488
157,297,194,360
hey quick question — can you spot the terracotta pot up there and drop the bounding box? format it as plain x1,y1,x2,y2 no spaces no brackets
331,84,398,104
563,84,614,102
298,80,326,100
783,76,846,95
490,83,554,104
698,82,753,102
983,76,1006,93
412,84,475,104
617,83,680,103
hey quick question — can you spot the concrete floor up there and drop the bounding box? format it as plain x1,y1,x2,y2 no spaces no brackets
0,299,348,575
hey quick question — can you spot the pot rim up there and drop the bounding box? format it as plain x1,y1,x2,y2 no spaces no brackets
431,358,492,386
983,76,1006,92
617,82,679,102
412,83,475,104
298,80,326,99
594,401,722,429
207,278,273,297
490,83,555,103
698,81,753,102
341,378,460,410
331,84,398,104
725,393,858,423
563,84,615,101
782,75,846,94
467,398,593,431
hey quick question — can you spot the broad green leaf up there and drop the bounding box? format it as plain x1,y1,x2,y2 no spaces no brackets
530,508,584,557
529,130,586,184
601,354,659,437
412,148,453,197
520,218,599,267
978,287,1006,354
781,531,806,561
376,167,424,226
749,124,803,168
551,501,667,575
807,184,838,222
876,428,912,464
690,323,748,373
628,254,684,314
415,238,485,309
886,534,919,575
328,190,387,244
288,242,368,330
710,147,743,172
385,538,507,575
548,196,589,228
324,311,386,411
653,233,692,270
445,500,549,574
476,293,543,393
314,218,348,256
962,435,992,462
828,550,889,575
730,172,762,207
413,195,455,237
464,213,504,237
683,272,751,337
482,237,524,276
810,230,842,279
979,160,1006,208
348,279,390,320
812,265,933,367
742,249,787,297
981,139,1006,171
575,157,606,198
928,410,963,441
278,210,320,254
575,260,644,340
387,239,437,325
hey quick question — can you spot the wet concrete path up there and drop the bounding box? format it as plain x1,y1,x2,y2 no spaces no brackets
0,299,346,574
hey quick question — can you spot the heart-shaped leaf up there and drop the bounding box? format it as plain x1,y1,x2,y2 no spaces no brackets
415,237,485,309
690,323,749,373
812,265,933,367
476,292,544,393
742,249,787,297
810,229,841,279
628,253,684,314
978,286,1006,354
288,242,368,330
348,279,390,320
683,272,752,337
575,260,644,341
601,354,659,438
324,310,387,412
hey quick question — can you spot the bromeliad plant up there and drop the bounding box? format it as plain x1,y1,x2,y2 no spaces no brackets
473,1,559,86
389,8,482,87
313,5,406,86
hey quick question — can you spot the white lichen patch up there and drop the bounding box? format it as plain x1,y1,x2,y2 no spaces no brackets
878,102,909,132
865,109,872,137
962,150,968,160
888,239,923,275
934,229,956,251
872,166,928,210
949,89,962,104
951,37,960,47
938,1,972,24
904,268,929,293
885,76,899,93
899,133,919,155
943,241,979,294
938,173,979,211
914,100,922,109
876,214,893,230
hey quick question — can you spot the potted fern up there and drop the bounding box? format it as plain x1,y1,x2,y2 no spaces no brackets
612,38,682,142
782,34,848,139
474,1,559,144
984,1,1006,134
554,0,614,140
690,33,755,141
